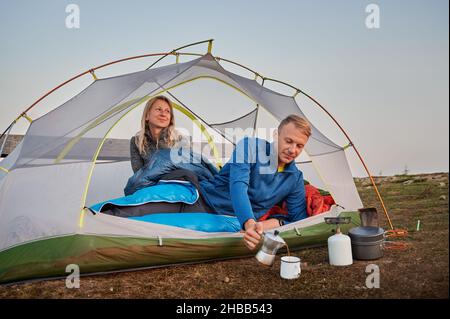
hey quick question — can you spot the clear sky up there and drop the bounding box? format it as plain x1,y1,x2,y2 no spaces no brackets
0,0,448,176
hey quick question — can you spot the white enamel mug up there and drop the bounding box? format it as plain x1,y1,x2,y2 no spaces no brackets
280,256,301,279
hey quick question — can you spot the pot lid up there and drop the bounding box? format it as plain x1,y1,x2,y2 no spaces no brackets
349,226,385,242
264,230,285,244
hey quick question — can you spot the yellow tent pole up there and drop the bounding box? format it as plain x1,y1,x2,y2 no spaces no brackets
171,102,222,167
207,40,213,54
89,69,99,81
13,113,33,124
54,97,144,163
77,94,151,228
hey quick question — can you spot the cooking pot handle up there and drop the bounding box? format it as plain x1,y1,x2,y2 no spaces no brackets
384,229,408,237
383,240,408,250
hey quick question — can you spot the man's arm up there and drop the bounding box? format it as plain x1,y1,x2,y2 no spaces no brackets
284,173,308,223
229,138,266,250
229,137,257,228
230,181,254,228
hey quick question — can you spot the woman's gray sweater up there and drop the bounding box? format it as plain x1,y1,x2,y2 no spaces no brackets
130,133,189,173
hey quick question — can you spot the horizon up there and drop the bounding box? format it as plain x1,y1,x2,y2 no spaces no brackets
1,134,448,178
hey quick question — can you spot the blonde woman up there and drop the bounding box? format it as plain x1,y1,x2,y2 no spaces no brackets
130,95,182,173
109,95,215,216
129,95,219,189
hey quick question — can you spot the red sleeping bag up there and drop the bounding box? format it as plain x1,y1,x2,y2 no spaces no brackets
259,184,335,221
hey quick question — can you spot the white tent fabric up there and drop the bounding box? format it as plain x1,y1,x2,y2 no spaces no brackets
0,53,363,253
0,162,90,250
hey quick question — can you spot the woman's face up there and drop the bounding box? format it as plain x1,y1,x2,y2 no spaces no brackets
146,99,172,129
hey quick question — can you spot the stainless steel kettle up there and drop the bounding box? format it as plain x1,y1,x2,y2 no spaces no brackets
255,230,286,266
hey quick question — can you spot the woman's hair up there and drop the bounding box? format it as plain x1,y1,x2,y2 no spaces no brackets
135,95,178,154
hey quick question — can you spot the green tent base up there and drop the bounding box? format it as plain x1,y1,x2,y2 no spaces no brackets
0,211,360,284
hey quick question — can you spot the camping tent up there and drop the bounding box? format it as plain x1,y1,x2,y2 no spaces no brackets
0,40,374,284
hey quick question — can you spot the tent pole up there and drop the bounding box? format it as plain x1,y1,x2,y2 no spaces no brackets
252,78,265,138
353,148,394,230
3,40,216,138
252,105,259,138
294,89,394,230
207,40,213,54
0,122,14,157
165,91,237,147
145,39,214,70
1,52,174,141
255,76,393,230
0,122,14,149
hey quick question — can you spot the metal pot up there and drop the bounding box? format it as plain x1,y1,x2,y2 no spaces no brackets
348,226,385,260
255,230,286,266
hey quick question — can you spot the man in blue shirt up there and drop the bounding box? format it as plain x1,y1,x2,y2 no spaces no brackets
199,115,311,250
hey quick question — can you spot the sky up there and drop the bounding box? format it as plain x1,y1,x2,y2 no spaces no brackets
0,0,448,176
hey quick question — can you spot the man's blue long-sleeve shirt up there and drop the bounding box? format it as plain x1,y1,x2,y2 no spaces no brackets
199,137,307,228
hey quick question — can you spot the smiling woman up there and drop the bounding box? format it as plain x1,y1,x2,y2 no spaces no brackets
130,95,182,173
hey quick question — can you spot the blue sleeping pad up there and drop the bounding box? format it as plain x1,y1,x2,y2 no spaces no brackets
90,181,240,232
129,213,241,232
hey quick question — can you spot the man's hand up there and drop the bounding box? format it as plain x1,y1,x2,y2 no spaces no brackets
243,219,264,250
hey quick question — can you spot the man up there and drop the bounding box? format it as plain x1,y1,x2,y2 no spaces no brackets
199,115,311,250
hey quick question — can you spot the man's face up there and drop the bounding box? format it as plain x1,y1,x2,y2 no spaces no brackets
276,122,309,165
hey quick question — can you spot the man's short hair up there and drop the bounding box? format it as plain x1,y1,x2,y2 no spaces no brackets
278,115,312,137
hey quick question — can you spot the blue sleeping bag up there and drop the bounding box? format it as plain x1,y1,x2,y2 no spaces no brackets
90,180,199,212
124,148,218,195
90,181,241,232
